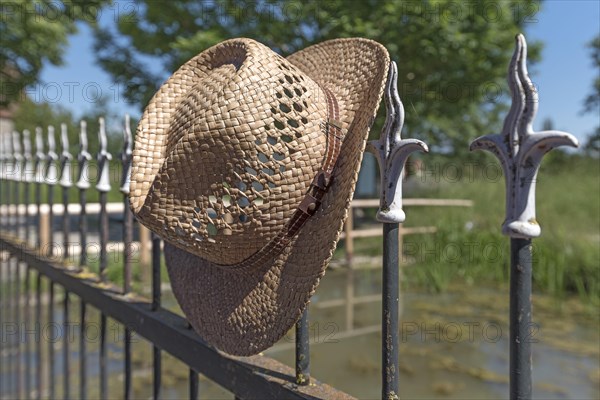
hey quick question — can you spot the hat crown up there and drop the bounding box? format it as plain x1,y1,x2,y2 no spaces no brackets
131,39,329,265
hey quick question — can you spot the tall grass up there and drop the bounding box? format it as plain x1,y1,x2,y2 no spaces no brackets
340,154,599,306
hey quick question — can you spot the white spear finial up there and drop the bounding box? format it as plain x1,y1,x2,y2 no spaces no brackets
22,130,33,182
45,126,59,185
59,123,73,188
12,131,24,182
366,61,429,223
470,34,579,238
96,117,112,193
76,121,92,190
34,127,46,184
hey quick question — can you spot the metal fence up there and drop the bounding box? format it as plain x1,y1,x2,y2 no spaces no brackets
0,115,363,399
0,34,578,400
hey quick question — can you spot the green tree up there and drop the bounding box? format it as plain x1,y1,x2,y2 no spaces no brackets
93,0,541,154
0,0,105,106
582,35,600,157
12,96,126,157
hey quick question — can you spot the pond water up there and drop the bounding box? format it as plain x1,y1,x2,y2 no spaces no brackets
1,266,598,399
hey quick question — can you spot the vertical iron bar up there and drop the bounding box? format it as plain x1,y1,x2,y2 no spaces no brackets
79,190,87,267
48,282,55,399
510,238,533,400
7,252,13,398
15,258,22,399
189,369,199,400
79,300,86,400
63,291,70,400
99,191,108,281
35,273,42,400
0,248,4,398
35,179,41,249
24,266,31,399
63,188,70,262
47,182,54,257
382,222,400,400
59,122,73,263
98,191,108,400
152,233,162,399
99,313,107,399
295,308,310,386
24,180,30,245
120,114,134,400
123,199,133,400
22,130,33,245
0,245,4,398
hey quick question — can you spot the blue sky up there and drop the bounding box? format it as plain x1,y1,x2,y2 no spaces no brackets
38,0,600,143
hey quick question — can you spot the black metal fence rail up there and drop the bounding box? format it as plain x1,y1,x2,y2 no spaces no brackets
0,120,353,399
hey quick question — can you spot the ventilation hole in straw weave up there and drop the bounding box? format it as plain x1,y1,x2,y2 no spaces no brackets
276,92,282,99
245,166,258,176
273,120,285,130
267,136,277,145
273,152,285,161
287,119,299,128
222,195,232,207
252,181,264,191
258,152,269,163
301,117,308,124
192,232,203,242
239,214,249,223
293,102,303,112
268,182,276,189
284,88,293,98
281,134,292,143
279,165,286,173
236,181,247,191
284,75,293,84
238,197,250,208
207,208,217,219
294,88,302,96
279,103,291,113
254,198,264,206
192,219,201,229
262,167,275,176
209,195,217,204
222,181,230,189
207,223,217,236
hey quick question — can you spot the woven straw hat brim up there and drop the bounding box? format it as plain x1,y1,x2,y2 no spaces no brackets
165,38,389,356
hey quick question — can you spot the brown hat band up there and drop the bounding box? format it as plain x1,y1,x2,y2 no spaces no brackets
221,85,343,271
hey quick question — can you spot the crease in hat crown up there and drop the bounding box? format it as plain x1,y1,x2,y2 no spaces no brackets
130,38,336,266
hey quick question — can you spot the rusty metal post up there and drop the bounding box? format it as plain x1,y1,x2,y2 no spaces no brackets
470,34,578,400
367,61,428,400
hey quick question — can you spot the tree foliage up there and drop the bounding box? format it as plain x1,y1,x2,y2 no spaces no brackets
581,35,599,156
0,0,106,107
93,0,541,154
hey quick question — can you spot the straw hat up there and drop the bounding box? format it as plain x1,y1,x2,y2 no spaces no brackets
130,37,389,355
